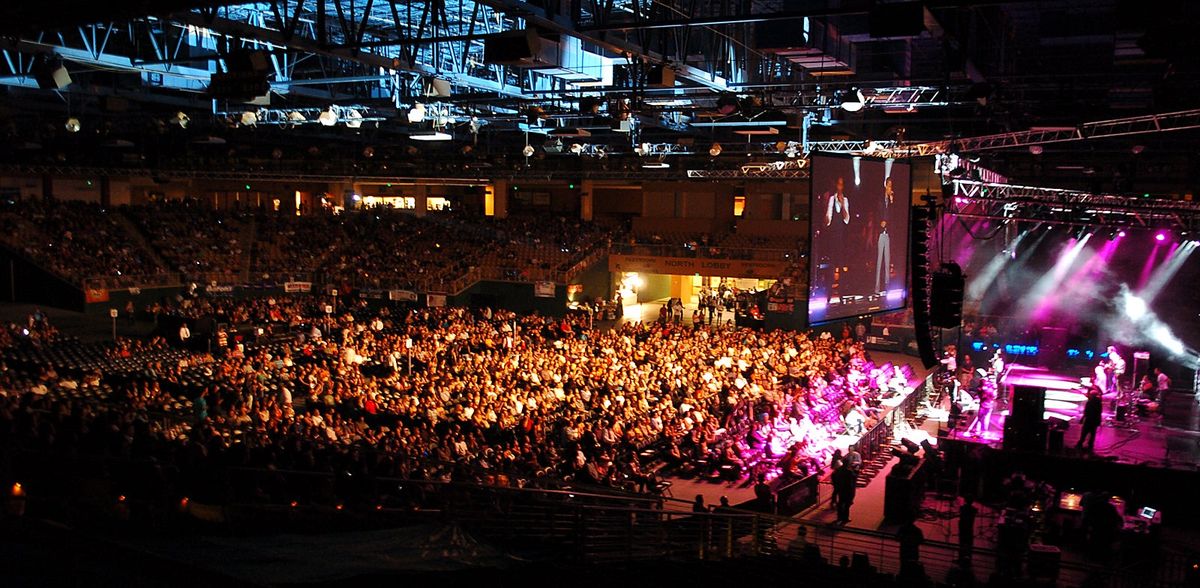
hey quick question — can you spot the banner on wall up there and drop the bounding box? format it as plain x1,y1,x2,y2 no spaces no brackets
427,293,447,307
389,289,419,302
85,288,109,303
609,254,789,278
284,281,312,293
534,281,556,297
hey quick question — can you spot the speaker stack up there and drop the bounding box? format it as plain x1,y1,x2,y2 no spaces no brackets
1003,385,1047,452
910,204,937,368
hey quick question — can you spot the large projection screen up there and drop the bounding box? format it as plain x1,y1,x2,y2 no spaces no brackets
808,154,911,324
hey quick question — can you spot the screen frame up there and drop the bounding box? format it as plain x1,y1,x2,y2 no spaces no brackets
807,152,913,326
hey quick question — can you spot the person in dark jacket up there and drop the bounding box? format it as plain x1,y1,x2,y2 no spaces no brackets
1076,385,1103,452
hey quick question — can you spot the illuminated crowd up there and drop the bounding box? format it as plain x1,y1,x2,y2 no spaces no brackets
0,298,900,505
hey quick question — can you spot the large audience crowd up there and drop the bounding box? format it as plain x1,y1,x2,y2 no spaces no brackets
0,200,166,280
0,199,794,293
0,295,903,509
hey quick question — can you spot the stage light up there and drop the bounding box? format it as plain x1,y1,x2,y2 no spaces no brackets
406,103,426,123
1029,145,1043,155
1151,324,1185,356
1118,230,1127,238
1156,232,1167,242
1123,293,1148,321
172,112,190,128
240,111,258,126
287,111,306,124
522,145,535,157
318,108,338,126
410,130,452,141
345,109,363,128
840,89,866,112
709,143,722,157
64,117,81,133
569,143,584,154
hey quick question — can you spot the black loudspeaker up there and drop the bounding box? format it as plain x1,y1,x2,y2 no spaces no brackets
33,56,72,90
484,29,543,65
1009,385,1046,423
1003,418,1047,452
910,205,937,368
1038,327,1068,369
930,262,965,328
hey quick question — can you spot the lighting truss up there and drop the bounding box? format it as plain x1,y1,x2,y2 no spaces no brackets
948,179,1200,231
212,105,387,126
686,168,810,179
897,108,1200,155
867,86,957,110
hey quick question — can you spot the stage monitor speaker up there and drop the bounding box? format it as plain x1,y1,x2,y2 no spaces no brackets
1003,417,1047,452
34,56,72,90
930,262,965,328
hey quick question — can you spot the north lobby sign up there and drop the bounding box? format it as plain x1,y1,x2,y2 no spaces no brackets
609,254,790,278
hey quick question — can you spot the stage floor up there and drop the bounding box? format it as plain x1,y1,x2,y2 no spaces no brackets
939,381,1200,470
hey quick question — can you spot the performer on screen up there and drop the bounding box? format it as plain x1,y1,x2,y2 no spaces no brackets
824,176,851,291
875,176,895,294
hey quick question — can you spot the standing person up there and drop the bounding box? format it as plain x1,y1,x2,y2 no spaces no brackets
1155,368,1171,400
1105,345,1126,395
828,449,844,511
966,379,996,437
1076,385,1103,453
897,519,925,576
832,461,857,525
843,443,862,475
958,496,978,562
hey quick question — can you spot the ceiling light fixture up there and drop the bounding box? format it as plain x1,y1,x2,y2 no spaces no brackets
410,130,452,141
840,89,866,112
318,108,338,127
407,103,426,124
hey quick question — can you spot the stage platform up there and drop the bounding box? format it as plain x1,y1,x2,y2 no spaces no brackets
937,363,1200,471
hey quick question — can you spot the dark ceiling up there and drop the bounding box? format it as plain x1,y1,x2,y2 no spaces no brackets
0,0,1196,192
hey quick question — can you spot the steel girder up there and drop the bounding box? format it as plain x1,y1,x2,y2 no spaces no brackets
948,179,1200,231
891,109,1200,156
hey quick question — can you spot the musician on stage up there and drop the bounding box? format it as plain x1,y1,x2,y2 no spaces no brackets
1104,345,1126,395
966,378,997,437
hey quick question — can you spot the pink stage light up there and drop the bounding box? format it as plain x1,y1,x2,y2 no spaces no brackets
1117,230,1126,238
1155,232,1167,242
